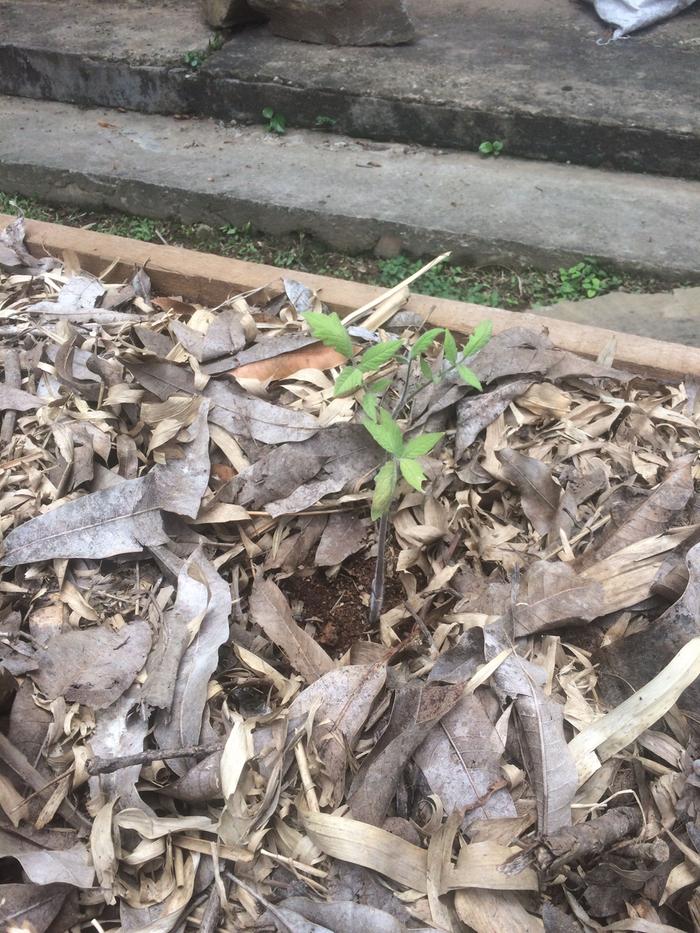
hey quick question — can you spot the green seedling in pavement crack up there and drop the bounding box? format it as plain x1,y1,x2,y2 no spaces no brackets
183,50,205,70
262,107,287,135
208,32,225,52
303,306,492,626
478,139,504,157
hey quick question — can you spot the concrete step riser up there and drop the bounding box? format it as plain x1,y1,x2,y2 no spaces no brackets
1,44,699,181
1,97,700,280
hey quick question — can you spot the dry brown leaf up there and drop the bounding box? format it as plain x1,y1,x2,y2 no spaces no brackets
206,379,320,444
455,889,544,933
230,337,346,383
577,456,694,570
289,662,386,806
154,551,232,768
488,625,577,834
599,541,700,710
514,562,604,636
302,810,428,892
446,840,539,892
0,826,94,888
0,882,75,933
249,577,334,682
314,512,368,566
31,620,151,709
414,693,516,827
497,448,576,539
349,681,465,826
455,378,533,458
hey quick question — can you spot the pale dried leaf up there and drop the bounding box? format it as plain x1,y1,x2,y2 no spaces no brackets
249,577,334,683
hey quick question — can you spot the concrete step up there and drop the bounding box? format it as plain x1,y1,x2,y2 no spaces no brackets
1,95,700,279
1,0,699,179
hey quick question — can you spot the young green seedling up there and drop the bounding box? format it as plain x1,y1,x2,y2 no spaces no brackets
262,107,287,135
303,308,492,624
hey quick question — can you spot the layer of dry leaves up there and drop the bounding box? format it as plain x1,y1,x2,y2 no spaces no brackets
0,215,699,933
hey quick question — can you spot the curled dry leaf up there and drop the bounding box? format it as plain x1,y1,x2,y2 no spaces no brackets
289,662,387,806
249,577,334,683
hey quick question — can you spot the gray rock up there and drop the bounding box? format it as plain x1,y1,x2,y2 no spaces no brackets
248,0,416,46
374,233,403,259
201,0,260,28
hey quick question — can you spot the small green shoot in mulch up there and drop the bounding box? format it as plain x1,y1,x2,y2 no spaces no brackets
262,107,287,135
304,293,492,624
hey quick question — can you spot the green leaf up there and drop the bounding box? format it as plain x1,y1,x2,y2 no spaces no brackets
458,365,483,391
271,114,286,134
478,141,493,155
399,458,426,492
443,329,458,365
371,461,398,520
358,339,402,373
367,376,391,395
420,358,434,382
334,366,364,397
262,107,274,119
410,327,444,360
402,432,444,458
363,408,404,456
463,320,493,357
303,311,353,358
361,391,378,421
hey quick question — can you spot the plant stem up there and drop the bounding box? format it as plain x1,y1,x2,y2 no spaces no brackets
368,358,415,628
368,510,389,628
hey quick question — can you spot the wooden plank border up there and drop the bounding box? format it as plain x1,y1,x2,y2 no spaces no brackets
5,214,700,378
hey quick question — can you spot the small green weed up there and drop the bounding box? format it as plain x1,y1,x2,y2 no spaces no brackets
314,115,337,129
478,140,504,157
183,50,205,70
262,107,286,135
208,32,224,52
377,257,502,306
554,260,623,300
124,217,158,241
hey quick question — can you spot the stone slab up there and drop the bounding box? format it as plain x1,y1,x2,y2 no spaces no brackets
0,0,699,177
533,288,700,347
1,95,700,298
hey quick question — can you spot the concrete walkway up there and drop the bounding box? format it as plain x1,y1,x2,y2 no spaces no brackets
1,96,700,278
1,0,699,178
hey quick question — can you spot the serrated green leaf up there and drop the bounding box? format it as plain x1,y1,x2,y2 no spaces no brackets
371,461,398,520
443,329,458,364
361,391,378,421
399,458,426,492
420,358,434,382
402,432,444,459
333,366,364,397
303,311,353,358
409,327,444,360
363,408,404,456
358,339,402,373
463,320,493,357
368,376,391,395
458,365,482,391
